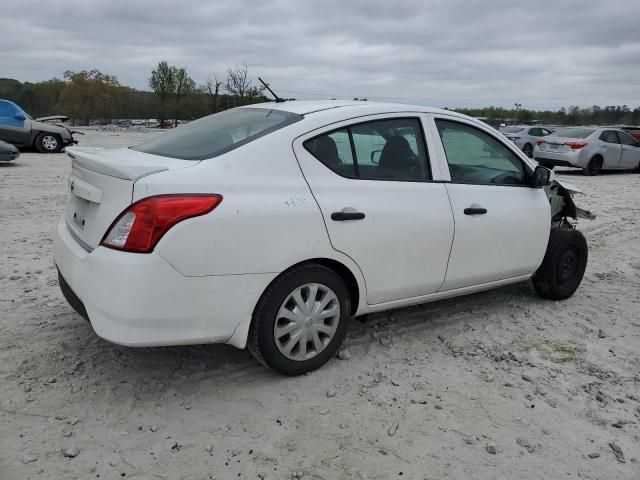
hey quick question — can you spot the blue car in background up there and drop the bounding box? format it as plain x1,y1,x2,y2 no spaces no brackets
0,99,77,153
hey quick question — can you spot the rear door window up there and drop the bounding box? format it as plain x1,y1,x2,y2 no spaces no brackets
131,108,302,160
304,118,430,181
599,131,620,144
617,131,637,146
303,129,356,177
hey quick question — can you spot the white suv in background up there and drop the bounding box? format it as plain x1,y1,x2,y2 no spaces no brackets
54,101,591,375
500,125,553,157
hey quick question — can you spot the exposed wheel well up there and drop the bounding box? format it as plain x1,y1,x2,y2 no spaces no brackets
283,258,360,315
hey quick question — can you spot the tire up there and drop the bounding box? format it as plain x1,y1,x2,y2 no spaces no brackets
532,228,588,300
523,143,533,158
247,263,351,375
35,132,62,153
583,156,602,176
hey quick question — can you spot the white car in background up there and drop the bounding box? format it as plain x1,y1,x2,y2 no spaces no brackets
534,127,640,175
500,125,553,157
54,101,591,375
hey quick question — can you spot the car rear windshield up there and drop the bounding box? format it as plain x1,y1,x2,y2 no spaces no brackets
501,127,525,133
131,107,303,160
551,128,595,139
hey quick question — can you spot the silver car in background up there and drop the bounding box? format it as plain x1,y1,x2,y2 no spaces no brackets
534,127,640,175
500,125,552,157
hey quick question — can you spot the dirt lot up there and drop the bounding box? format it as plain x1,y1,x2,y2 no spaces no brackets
1,130,639,480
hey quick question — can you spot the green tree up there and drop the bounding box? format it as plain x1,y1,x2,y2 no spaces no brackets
149,61,175,126
57,70,123,124
173,67,195,126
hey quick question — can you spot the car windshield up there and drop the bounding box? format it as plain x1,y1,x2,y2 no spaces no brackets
551,128,595,139
131,107,303,160
501,127,525,133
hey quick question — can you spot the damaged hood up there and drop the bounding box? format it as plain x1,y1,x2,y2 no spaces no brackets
552,178,583,195
35,115,69,123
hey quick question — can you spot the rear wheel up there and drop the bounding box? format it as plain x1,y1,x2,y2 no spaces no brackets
583,156,602,176
532,228,588,300
523,143,533,158
248,263,351,375
35,133,62,153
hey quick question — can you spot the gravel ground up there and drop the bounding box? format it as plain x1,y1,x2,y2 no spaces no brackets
1,130,639,480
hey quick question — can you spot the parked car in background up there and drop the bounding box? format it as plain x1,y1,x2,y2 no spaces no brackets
114,119,132,127
0,99,77,153
0,139,20,161
620,126,640,142
54,101,592,375
500,125,552,157
534,127,640,175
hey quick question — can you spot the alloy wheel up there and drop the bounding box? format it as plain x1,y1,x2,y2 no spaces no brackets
42,135,59,151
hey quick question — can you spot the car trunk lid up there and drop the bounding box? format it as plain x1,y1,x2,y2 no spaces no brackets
538,136,578,153
64,147,199,250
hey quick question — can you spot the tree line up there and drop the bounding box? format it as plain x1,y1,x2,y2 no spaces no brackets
454,105,640,126
1,66,639,126
0,62,268,125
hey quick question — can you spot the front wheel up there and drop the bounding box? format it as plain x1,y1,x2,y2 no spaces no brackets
532,228,588,300
248,264,351,375
523,143,533,158
35,133,62,153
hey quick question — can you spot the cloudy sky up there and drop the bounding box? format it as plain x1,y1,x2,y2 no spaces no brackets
2,0,639,110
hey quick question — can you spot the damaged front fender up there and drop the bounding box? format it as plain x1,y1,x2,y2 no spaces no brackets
545,178,595,224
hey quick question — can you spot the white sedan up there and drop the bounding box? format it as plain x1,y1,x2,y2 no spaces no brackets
54,101,591,375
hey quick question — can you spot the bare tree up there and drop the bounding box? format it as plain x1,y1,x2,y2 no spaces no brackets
204,74,223,113
226,63,251,104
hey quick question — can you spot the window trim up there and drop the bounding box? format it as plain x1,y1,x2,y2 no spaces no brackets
434,118,534,188
302,116,433,183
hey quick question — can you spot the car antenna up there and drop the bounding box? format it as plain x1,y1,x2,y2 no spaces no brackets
258,77,285,103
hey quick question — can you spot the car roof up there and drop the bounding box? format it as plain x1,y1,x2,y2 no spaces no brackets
242,100,458,117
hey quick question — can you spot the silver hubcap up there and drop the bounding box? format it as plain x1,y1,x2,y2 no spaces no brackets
42,135,58,150
274,283,340,361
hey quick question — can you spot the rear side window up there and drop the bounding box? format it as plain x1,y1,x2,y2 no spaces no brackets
131,108,302,160
304,118,430,181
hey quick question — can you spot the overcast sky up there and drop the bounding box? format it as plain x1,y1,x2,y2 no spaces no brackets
2,0,639,110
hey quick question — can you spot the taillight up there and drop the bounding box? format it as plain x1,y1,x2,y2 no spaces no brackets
565,141,587,150
536,139,545,145
101,194,222,253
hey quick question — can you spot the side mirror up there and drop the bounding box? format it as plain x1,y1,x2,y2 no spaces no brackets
14,112,25,121
532,165,551,187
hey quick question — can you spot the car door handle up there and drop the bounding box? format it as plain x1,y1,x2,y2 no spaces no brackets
331,210,366,221
464,207,487,215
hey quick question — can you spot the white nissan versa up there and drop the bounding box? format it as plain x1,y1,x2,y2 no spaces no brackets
54,101,593,375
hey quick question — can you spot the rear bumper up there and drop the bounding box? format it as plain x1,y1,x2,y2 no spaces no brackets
53,216,275,347
535,157,575,168
534,149,586,168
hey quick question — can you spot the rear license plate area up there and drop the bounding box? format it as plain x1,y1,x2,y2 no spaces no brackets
70,196,90,230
